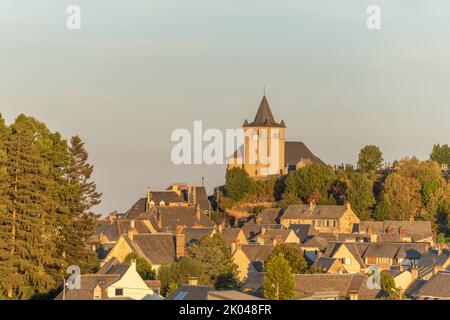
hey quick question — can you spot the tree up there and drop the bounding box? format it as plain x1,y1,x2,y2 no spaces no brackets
381,173,421,220
3,115,59,298
283,163,336,204
158,257,207,297
59,136,101,274
262,254,295,300
225,168,254,202
265,243,308,274
430,144,450,166
334,170,375,219
124,253,156,280
187,235,239,289
380,270,400,299
358,145,383,172
0,115,102,299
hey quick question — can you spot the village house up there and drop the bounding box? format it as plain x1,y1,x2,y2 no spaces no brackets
182,227,216,245
280,203,360,234
408,271,450,300
241,218,284,241
322,242,366,273
221,228,248,246
358,220,433,243
416,247,450,280
55,260,160,300
231,244,274,281
255,227,300,245
312,257,346,274
100,226,187,270
386,269,415,291
322,241,430,273
293,273,383,300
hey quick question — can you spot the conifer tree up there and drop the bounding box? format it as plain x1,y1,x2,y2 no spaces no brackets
4,115,58,298
62,135,101,273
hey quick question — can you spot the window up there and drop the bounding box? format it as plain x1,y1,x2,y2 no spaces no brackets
115,288,123,296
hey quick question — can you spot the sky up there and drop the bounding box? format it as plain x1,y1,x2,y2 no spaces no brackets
1,1,449,215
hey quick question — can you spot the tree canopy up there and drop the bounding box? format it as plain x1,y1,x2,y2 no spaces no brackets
0,114,100,299
225,167,254,201
262,253,295,300
430,144,450,166
358,145,383,172
282,163,336,205
265,243,308,274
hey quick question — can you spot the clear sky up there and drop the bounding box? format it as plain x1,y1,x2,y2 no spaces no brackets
1,1,449,215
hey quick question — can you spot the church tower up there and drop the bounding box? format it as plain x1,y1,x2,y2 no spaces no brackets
229,96,286,177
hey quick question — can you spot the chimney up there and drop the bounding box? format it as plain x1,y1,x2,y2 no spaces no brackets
260,227,266,236
157,210,163,229
147,186,152,210
175,226,185,260
411,268,419,280
192,186,197,206
187,277,198,286
128,220,137,241
195,204,201,221
108,212,117,224
273,235,282,247
230,240,238,254
344,202,351,211
409,215,414,222
255,215,262,225
130,259,137,271
309,201,316,212
370,233,378,243
257,236,265,245
349,291,359,300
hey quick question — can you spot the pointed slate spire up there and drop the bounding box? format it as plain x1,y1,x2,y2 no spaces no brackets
243,119,249,126
245,96,285,127
254,96,276,125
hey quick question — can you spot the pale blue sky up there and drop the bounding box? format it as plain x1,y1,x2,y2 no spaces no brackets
1,1,449,214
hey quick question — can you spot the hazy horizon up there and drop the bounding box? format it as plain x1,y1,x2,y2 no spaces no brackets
2,1,449,215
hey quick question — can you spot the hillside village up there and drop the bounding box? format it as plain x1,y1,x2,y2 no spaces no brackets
59,97,450,301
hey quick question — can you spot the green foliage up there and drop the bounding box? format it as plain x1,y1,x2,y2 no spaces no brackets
381,173,421,220
380,271,398,299
158,257,207,297
436,233,446,243
124,253,156,280
334,170,375,219
358,145,383,172
225,168,254,201
187,234,239,289
430,144,450,166
158,234,240,297
0,115,101,299
283,163,336,204
265,244,308,274
262,254,295,300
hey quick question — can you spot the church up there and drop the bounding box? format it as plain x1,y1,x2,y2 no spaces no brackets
227,96,324,178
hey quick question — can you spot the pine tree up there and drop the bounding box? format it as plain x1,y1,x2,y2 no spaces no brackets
61,136,101,273
4,115,58,298
0,114,23,298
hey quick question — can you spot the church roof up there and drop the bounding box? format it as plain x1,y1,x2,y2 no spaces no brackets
244,96,285,128
285,141,325,166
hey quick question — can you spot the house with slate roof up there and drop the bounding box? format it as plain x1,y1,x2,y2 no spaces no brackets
55,260,160,300
280,202,360,233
